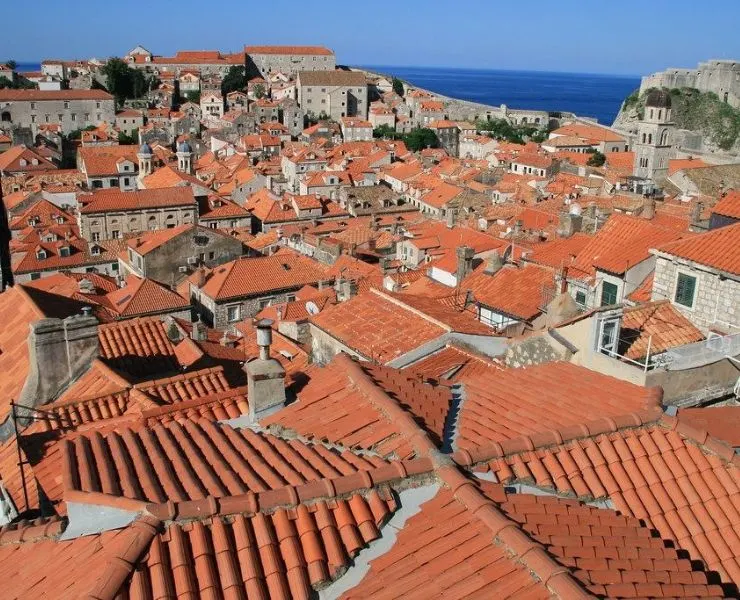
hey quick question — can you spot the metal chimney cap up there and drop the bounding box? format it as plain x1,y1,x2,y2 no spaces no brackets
81,306,93,316
256,318,274,330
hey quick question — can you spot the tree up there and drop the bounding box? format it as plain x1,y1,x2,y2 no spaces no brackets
185,91,201,104
118,128,139,145
392,77,404,97
5,60,16,70
221,66,246,95
101,58,148,106
373,124,397,139
253,84,266,100
587,150,606,167
403,128,439,151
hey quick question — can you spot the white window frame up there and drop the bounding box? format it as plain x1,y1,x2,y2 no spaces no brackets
226,304,241,323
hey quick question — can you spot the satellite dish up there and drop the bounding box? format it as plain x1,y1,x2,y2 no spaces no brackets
305,301,320,315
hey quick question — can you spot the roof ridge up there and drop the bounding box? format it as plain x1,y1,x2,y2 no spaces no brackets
133,365,225,388
658,413,738,465
451,404,665,467
369,288,452,333
336,353,439,457
0,516,66,546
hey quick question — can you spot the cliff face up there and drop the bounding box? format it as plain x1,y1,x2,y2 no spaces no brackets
613,87,740,155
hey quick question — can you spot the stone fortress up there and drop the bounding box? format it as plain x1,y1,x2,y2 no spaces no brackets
640,59,740,108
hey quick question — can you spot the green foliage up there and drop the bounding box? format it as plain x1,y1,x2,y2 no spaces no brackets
0,73,36,90
474,117,547,144
185,90,201,104
392,77,404,97
623,89,640,109
373,124,397,139
221,66,246,95
5,60,17,70
587,150,606,167
118,128,139,145
253,84,266,99
0,76,12,89
101,58,150,105
65,125,97,141
403,127,439,151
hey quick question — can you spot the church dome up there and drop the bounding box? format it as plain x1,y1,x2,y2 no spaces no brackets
645,89,672,109
138,142,152,155
177,140,192,154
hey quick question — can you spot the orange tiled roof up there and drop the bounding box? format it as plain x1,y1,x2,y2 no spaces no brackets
550,123,625,143
245,45,334,55
79,187,196,213
403,344,503,385
654,221,740,276
678,406,740,447
668,156,709,176
199,252,329,301
104,276,190,318
711,190,740,220
78,145,138,176
0,145,56,173
0,88,112,101
463,262,554,322
620,301,705,360
626,272,654,304
311,289,451,362
457,361,662,449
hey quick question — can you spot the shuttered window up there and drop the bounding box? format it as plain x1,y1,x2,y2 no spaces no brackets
675,273,697,308
600,281,618,306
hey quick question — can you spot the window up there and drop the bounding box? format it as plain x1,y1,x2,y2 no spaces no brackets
30,102,36,110
91,245,101,255
58,114,63,122
123,177,130,186
226,304,241,323
286,294,296,303
600,281,618,306
208,252,215,260
63,101,69,109
109,178,117,187
575,290,586,306
258,298,271,310
92,232,100,241
59,246,70,257
45,114,49,122
30,114,36,123
96,102,101,109
71,113,76,121
30,272,41,281
599,318,619,356
111,230,121,239
674,272,697,308
111,263,119,272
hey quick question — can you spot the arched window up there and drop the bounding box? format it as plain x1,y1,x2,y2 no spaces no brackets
660,129,668,145
648,134,653,144
658,110,662,120
650,109,654,119
642,133,646,143
521,117,527,124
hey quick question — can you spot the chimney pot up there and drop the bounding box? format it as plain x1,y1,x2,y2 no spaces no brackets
246,319,286,422
81,306,92,317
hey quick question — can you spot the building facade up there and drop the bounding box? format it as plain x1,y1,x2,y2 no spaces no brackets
0,89,115,135
633,90,675,182
245,46,336,77
297,71,368,120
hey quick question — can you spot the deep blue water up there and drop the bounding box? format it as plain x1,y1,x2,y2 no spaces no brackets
15,62,42,72
363,65,640,126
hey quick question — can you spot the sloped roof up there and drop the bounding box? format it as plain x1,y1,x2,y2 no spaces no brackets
199,252,329,301
104,276,190,318
655,221,740,276
711,190,740,220
79,187,196,213
457,361,662,449
620,301,705,360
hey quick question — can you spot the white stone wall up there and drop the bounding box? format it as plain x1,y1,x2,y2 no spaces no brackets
652,255,740,332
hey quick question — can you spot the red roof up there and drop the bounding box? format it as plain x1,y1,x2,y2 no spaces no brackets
463,262,554,321
245,45,334,55
0,88,113,101
79,187,196,213
199,252,329,301
620,300,705,359
457,361,662,449
678,406,740,447
655,221,740,276
104,276,190,318
711,190,740,220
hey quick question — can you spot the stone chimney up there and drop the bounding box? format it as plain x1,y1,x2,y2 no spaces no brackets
247,319,286,422
379,257,389,274
194,266,207,288
483,250,503,276
456,246,474,283
446,209,455,229
691,201,703,224
334,277,358,302
15,312,99,422
191,319,207,341
642,197,656,220
558,210,582,238
512,219,523,236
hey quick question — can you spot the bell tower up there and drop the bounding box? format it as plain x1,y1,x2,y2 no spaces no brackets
633,89,675,182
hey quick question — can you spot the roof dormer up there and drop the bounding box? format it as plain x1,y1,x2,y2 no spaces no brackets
36,248,47,260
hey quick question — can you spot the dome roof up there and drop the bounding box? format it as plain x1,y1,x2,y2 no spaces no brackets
138,142,152,155
177,140,192,153
645,89,672,109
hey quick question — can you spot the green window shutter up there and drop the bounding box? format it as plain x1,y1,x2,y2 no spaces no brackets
675,273,696,307
600,281,618,306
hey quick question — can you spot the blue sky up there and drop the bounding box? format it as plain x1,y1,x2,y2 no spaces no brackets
2,0,739,75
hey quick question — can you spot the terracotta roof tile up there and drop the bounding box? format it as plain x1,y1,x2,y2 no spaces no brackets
310,289,449,362
655,221,740,276
678,407,740,448
78,145,139,176
199,252,329,301
79,187,196,213
402,344,503,385
626,273,653,304
711,190,740,220
457,362,662,450
104,275,190,318
620,301,705,360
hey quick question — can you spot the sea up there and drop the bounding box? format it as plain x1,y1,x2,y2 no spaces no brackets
363,65,641,126
16,62,640,126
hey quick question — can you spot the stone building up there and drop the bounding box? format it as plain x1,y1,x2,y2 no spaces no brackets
640,59,740,108
651,223,740,333
119,223,244,286
429,120,460,157
245,46,336,78
340,117,373,142
0,89,115,135
78,187,197,241
114,109,144,136
633,90,675,182
125,48,243,77
77,145,140,191
200,91,224,120
188,252,329,328
297,71,368,120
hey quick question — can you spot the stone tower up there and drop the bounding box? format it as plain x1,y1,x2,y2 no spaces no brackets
176,140,193,174
633,89,675,182
137,142,153,178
